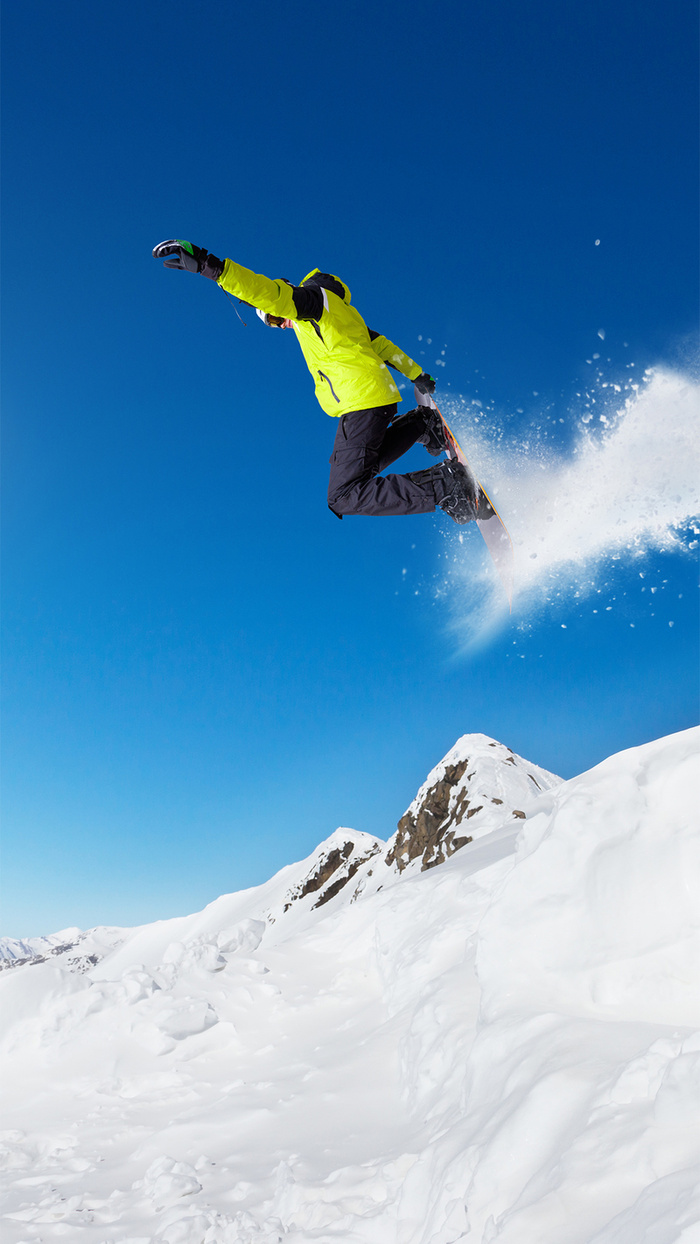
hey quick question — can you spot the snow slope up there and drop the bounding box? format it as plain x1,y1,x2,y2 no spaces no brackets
1,729,698,1243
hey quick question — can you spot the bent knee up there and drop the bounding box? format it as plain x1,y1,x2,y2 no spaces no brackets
327,485,359,515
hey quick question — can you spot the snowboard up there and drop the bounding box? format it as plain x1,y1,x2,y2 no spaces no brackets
415,386,514,609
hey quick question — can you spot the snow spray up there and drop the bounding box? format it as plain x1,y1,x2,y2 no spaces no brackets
436,366,700,644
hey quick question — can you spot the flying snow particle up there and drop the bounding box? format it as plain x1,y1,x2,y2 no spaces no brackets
440,366,700,647
595,239,601,246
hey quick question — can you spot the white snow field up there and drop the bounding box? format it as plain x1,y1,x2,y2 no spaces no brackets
1,728,699,1243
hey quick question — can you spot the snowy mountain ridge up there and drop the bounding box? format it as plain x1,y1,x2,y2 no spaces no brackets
0,925,127,973
1,727,699,1244
384,732,561,873
0,733,561,971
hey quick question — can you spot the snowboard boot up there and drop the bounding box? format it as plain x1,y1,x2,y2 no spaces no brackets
414,406,449,456
392,407,449,456
433,460,479,524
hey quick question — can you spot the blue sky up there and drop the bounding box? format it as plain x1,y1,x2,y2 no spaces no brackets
2,0,698,936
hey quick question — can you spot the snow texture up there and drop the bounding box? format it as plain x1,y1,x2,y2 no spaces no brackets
1,728,699,1243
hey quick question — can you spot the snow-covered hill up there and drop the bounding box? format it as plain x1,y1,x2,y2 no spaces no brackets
0,926,128,974
1,728,698,1243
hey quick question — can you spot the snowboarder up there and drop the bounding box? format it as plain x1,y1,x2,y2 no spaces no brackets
153,240,478,522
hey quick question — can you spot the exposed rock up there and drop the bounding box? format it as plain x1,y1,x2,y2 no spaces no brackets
282,836,382,911
313,851,375,908
385,759,474,873
384,734,562,874
66,953,102,973
287,841,354,906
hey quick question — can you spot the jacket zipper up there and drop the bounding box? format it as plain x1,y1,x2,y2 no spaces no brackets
318,371,340,403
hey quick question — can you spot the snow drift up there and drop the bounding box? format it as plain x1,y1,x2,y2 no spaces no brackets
1,727,699,1243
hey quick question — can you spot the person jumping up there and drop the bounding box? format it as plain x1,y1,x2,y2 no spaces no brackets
153,240,478,523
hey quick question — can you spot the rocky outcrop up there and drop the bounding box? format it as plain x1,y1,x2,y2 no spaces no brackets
385,760,474,872
282,834,382,911
385,734,562,873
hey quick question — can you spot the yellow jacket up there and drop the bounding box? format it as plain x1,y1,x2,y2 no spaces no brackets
218,260,422,417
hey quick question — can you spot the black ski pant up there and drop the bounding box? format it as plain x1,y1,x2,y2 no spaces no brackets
327,404,439,517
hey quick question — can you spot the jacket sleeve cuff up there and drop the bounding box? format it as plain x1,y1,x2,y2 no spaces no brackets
202,254,225,281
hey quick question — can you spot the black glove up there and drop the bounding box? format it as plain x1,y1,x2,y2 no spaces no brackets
152,239,224,281
414,372,436,395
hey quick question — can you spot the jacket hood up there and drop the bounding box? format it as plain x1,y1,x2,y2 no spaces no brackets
300,269,351,304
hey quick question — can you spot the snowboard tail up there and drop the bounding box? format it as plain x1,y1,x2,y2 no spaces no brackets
415,389,514,609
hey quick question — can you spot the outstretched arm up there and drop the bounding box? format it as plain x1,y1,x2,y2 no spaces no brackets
217,258,325,320
152,241,323,321
153,244,438,381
